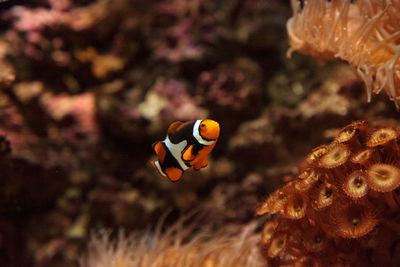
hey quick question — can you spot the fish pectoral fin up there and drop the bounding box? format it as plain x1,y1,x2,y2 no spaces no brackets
167,121,184,135
182,145,196,162
152,141,166,162
193,157,208,171
151,161,166,177
165,167,183,182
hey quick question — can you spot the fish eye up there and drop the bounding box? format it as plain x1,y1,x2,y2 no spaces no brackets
201,124,205,127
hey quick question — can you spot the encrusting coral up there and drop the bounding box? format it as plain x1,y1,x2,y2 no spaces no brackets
258,120,400,266
287,0,400,106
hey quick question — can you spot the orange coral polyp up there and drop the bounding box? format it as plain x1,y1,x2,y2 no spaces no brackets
261,221,278,245
267,233,287,258
284,194,307,220
313,183,334,210
335,125,357,143
303,169,320,184
367,164,400,192
298,169,310,179
257,190,287,215
335,204,378,239
295,170,320,191
295,256,322,267
304,230,327,253
343,171,368,199
366,128,397,147
351,120,368,131
294,180,311,192
306,145,329,164
351,149,373,165
320,144,350,168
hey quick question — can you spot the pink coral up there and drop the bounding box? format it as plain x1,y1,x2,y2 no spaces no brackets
44,92,97,135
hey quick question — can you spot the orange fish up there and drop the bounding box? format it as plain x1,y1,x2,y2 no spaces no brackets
151,119,220,182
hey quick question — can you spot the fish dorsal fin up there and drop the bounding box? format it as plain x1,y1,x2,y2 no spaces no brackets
167,121,185,135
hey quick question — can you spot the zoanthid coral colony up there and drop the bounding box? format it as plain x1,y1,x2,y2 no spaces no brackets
258,121,400,265
287,0,400,106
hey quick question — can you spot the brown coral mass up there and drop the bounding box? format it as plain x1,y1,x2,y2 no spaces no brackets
287,0,400,106
259,121,400,265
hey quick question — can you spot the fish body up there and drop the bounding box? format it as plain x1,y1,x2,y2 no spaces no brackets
151,119,220,182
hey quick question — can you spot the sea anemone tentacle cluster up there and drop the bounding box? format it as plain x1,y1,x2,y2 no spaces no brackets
258,121,400,265
287,0,400,106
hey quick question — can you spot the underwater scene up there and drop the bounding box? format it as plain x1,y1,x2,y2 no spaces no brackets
1,0,400,266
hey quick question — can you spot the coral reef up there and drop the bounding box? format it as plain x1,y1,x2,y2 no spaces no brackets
258,120,400,266
287,0,400,106
1,0,400,266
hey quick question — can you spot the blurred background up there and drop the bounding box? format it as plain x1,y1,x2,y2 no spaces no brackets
0,0,399,266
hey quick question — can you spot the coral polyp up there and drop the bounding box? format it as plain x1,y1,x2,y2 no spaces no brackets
343,171,368,199
334,203,378,239
366,128,398,147
258,121,400,265
367,163,400,192
319,143,350,168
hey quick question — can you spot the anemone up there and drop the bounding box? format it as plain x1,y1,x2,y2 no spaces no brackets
287,0,400,106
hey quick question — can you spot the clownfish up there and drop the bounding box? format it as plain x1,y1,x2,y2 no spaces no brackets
151,119,220,182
